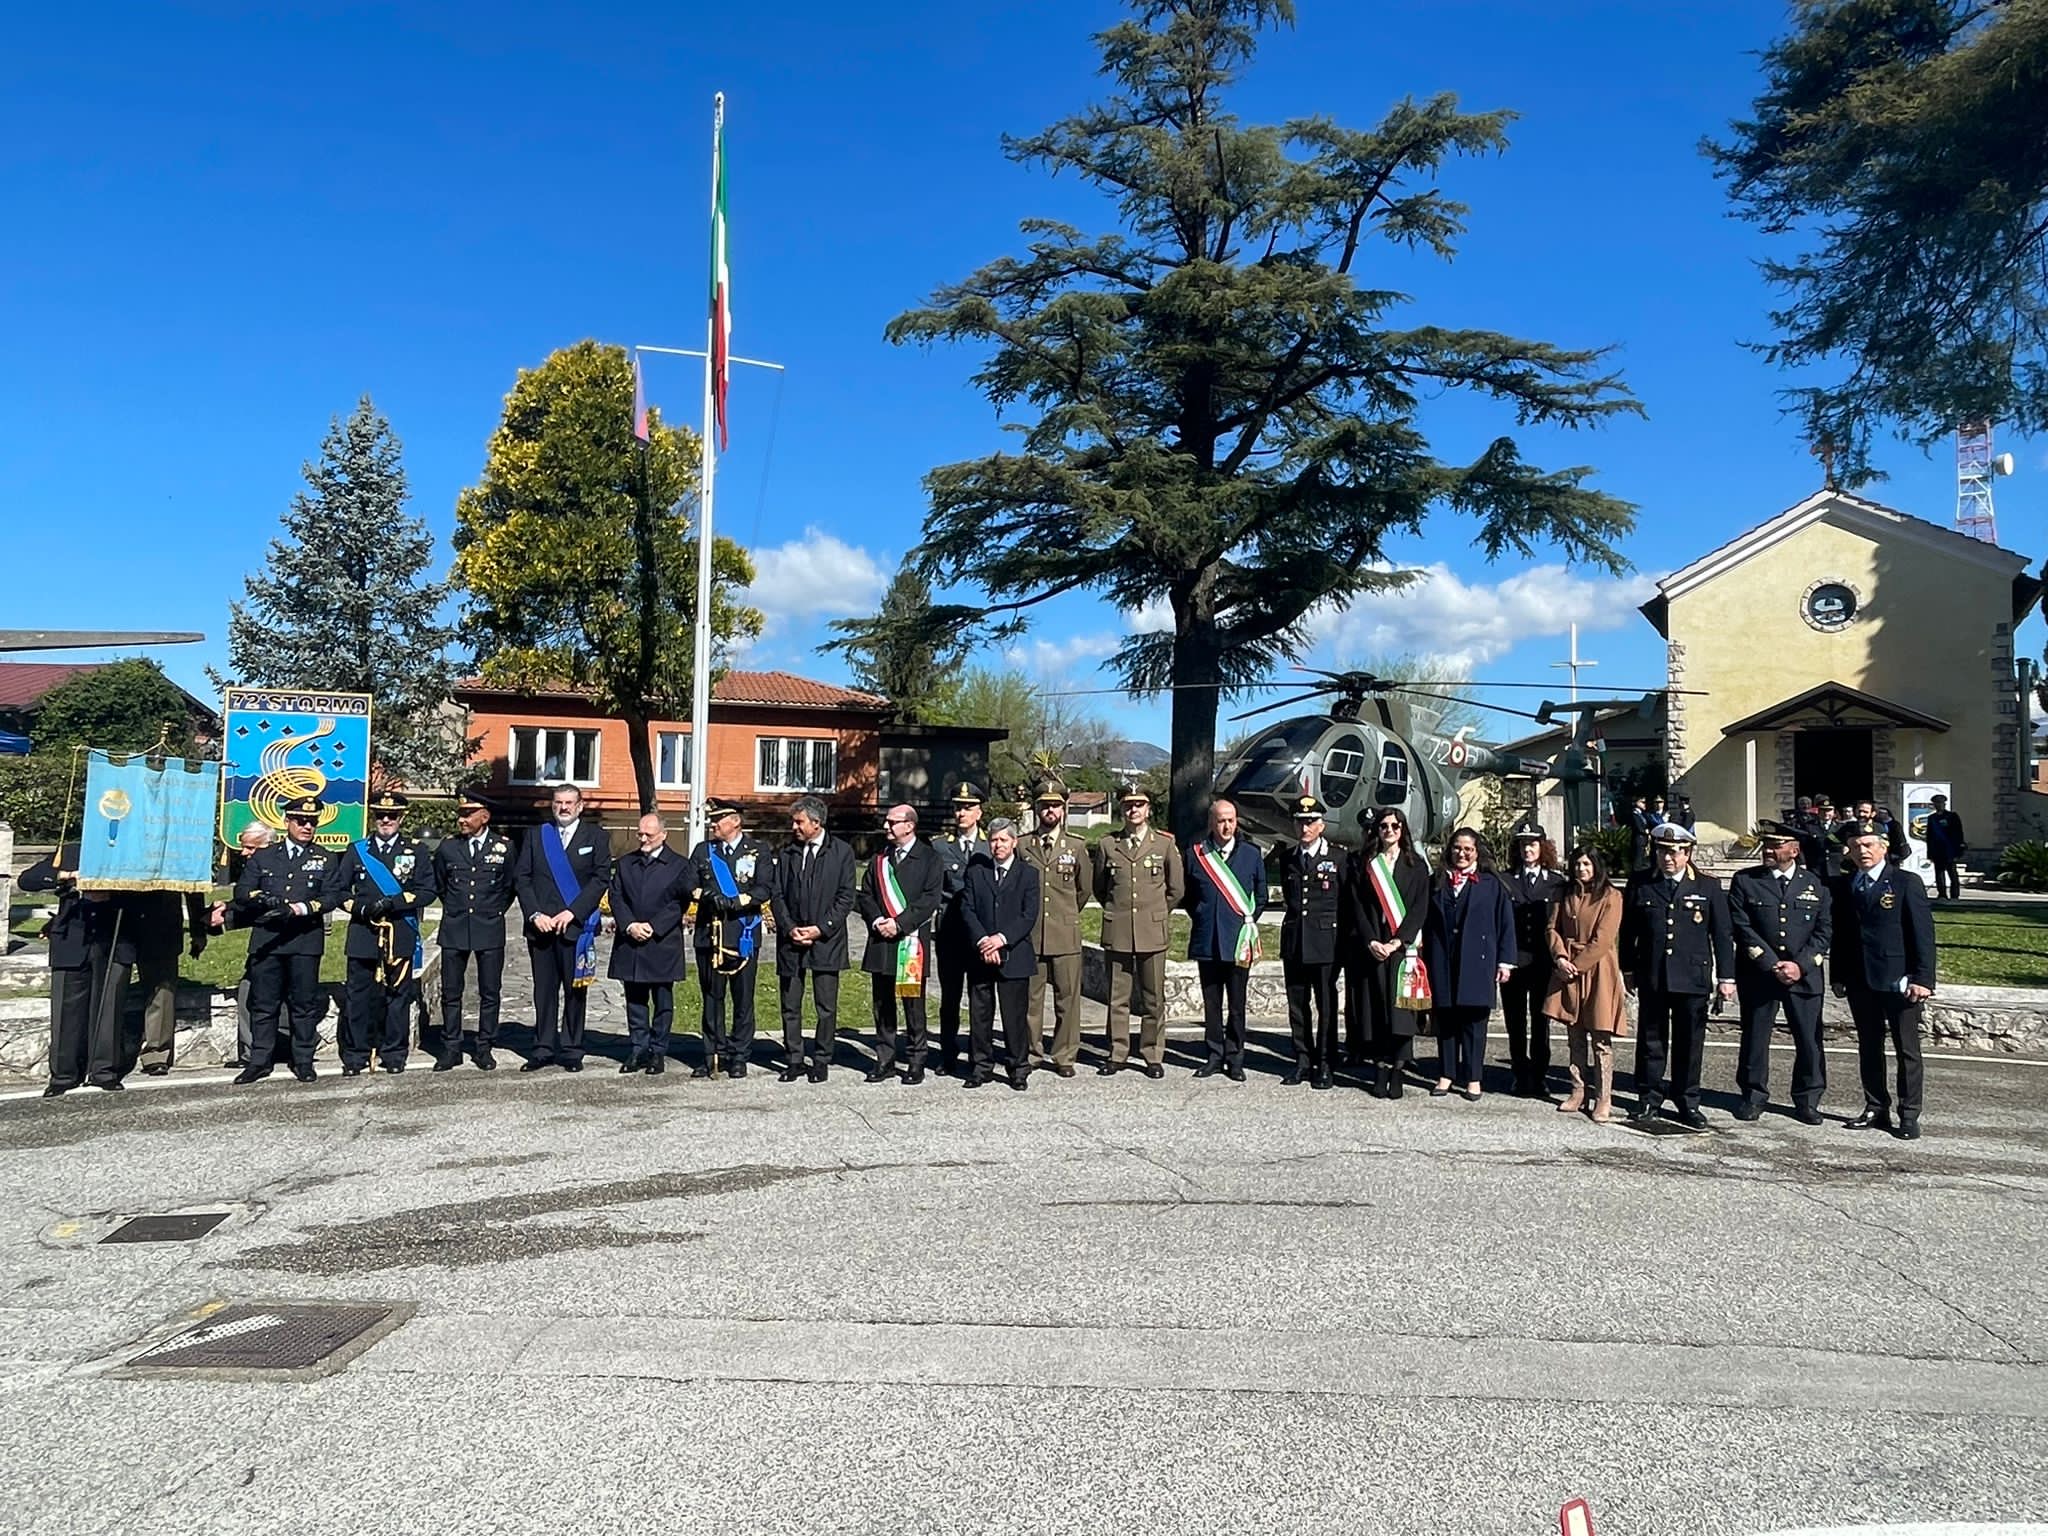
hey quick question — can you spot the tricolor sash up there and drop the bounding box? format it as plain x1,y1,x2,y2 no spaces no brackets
353,840,423,984
540,823,602,987
1368,852,1431,1010
1192,841,1260,965
875,852,925,998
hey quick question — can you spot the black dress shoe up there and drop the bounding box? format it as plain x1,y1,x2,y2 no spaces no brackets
433,1056,460,1073
1844,1109,1892,1131
223,1058,247,1071
473,1050,497,1071
232,1066,270,1086
1281,1069,1307,1087
87,1078,124,1091
646,1056,665,1076
1097,1062,1121,1076
1794,1106,1823,1125
1141,1063,1164,1080
778,1066,805,1082
561,1061,583,1073
380,1063,405,1074
1732,1101,1762,1122
1007,1071,1029,1092
1387,1078,1405,1100
863,1068,895,1084
808,1064,829,1084
519,1060,551,1073
962,1075,987,1090
1429,1083,1452,1098
904,1067,925,1085
1193,1063,1220,1079
293,1065,317,1083
1052,1063,1075,1078
690,1065,712,1079
1312,1073,1333,1091
1226,1064,1246,1082
140,1063,170,1077
1897,1121,1922,1141
343,1065,366,1078
621,1054,645,1074
1628,1100,1661,1123
728,1063,749,1079
1679,1109,1710,1130
41,1083,73,1097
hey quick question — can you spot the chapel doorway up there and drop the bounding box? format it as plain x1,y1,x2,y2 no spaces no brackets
1793,727,1874,806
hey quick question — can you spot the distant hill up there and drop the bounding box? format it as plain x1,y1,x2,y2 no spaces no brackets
1102,739,1168,771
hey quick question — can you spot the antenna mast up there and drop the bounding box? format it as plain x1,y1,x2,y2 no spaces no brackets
1955,420,2007,544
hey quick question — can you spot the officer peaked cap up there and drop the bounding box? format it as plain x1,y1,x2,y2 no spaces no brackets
1292,794,1326,821
369,791,409,814
1649,821,1695,848
951,783,985,806
283,796,324,818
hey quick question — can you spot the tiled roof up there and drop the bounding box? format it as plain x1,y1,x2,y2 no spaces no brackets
454,669,891,713
0,662,103,710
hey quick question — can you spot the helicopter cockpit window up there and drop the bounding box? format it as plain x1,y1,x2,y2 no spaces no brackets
1375,742,1411,806
1218,718,1327,795
1320,732,1367,809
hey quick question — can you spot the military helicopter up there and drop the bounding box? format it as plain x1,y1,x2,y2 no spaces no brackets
1212,668,1661,851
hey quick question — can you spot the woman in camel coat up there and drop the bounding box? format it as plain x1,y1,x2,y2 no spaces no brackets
1542,846,1627,1122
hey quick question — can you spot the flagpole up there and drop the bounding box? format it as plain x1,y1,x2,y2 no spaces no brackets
685,92,723,856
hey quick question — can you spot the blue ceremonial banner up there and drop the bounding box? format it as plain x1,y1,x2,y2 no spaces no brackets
77,750,221,893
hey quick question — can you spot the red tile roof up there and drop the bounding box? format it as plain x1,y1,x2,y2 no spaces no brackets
454,669,890,713
0,662,103,711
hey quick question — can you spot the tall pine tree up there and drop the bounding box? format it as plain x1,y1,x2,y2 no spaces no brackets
217,397,470,788
820,562,972,722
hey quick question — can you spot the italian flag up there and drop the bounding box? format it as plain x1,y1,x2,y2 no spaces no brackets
709,93,731,453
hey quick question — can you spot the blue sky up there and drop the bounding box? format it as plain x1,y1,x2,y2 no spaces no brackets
5,0,2039,751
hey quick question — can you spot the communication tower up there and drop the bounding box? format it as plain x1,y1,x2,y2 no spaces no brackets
1955,420,2014,544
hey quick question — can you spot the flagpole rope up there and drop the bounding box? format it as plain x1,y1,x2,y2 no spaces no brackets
749,362,786,551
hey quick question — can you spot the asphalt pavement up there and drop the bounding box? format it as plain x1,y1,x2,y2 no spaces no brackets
0,944,2044,1536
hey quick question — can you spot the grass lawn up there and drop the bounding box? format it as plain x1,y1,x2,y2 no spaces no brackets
1930,903,2048,989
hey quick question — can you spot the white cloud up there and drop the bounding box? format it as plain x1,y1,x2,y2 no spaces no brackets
744,528,888,626
1003,632,1122,674
1123,595,1175,635
1310,562,1663,676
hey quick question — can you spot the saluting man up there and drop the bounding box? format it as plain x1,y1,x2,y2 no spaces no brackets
232,795,337,1084
856,804,944,1083
1727,820,1832,1123
1829,817,1937,1140
327,790,437,1075
1018,778,1093,1078
931,783,991,1077
1276,795,1345,1090
688,797,770,1078
431,792,517,1070
1091,785,1180,1078
1184,797,1268,1082
1619,822,1736,1127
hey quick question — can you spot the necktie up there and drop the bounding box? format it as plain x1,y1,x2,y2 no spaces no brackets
288,845,299,864
893,846,905,865
1857,873,1872,894
471,837,483,858
996,865,1007,887
803,843,816,880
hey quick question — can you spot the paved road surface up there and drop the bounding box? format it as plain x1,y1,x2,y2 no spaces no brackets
0,942,2043,1535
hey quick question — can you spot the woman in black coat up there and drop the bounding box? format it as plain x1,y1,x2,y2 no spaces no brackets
1500,826,1567,1097
608,813,694,1073
1422,827,1516,1101
1350,808,1430,1097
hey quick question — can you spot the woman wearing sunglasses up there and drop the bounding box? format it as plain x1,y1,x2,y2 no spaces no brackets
1350,808,1429,1096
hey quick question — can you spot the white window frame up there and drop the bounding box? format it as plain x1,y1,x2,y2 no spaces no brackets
507,725,602,788
755,734,837,793
654,729,693,790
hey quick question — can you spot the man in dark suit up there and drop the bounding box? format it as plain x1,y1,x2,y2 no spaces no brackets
856,803,945,1083
232,795,339,1084
1924,794,1966,901
513,782,613,1073
1275,794,1345,1090
20,842,131,1095
1620,821,1736,1128
962,818,1039,1090
931,783,990,1076
129,889,209,1076
1829,817,1937,1140
608,812,692,1074
325,790,437,1075
770,793,858,1083
1184,798,1268,1081
1727,821,1833,1124
431,792,517,1070
687,797,771,1077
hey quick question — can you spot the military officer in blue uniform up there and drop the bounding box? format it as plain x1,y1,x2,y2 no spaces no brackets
931,783,991,1077
1619,822,1736,1128
1829,817,1937,1140
688,797,772,1078
431,792,517,1070
1274,794,1345,1089
1726,821,1832,1124
326,789,437,1075
232,796,338,1084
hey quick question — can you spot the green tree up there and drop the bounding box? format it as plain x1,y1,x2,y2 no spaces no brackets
887,0,1638,842
452,341,764,811
819,562,971,721
31,659,198,754
1709,0,2048,480
947,666,1115,800
216,396,469,788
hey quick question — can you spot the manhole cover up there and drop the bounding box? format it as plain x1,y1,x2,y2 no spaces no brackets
119,1301,409,1380
101,1213,230,1245
1623,1116,1715,1138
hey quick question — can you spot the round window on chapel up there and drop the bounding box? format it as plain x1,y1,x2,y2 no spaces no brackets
1803,582,1858,631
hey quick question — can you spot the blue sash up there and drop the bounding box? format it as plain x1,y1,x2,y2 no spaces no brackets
707,842,761,961
352,840,424,969
541,822,601,986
